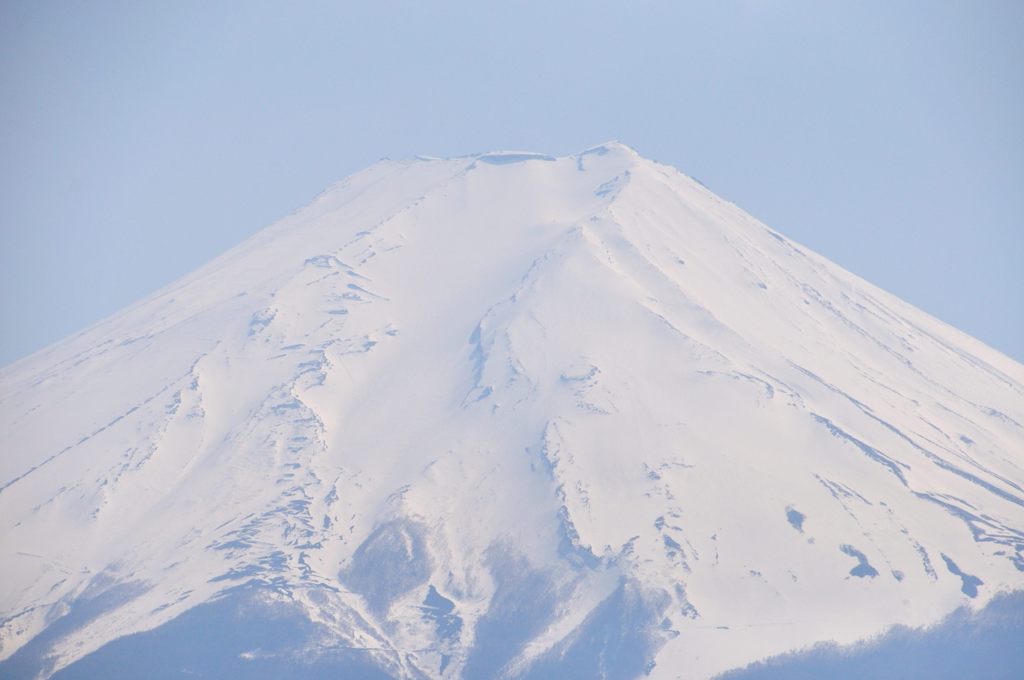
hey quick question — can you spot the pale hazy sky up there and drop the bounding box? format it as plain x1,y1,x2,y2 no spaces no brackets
1,1,1022,365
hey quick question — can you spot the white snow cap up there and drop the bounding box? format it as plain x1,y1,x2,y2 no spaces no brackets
1,143,1022,679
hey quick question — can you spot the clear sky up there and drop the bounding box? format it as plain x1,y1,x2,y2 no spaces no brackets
1,1,1022,365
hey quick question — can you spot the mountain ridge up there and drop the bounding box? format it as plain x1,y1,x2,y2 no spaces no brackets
1,143,1022,679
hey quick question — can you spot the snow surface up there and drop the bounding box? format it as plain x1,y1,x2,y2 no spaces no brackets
1,142,1022,679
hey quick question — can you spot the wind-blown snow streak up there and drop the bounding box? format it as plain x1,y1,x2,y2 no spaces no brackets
1,143,1022,679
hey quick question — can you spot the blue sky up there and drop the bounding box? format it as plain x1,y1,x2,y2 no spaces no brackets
1,1,1022,365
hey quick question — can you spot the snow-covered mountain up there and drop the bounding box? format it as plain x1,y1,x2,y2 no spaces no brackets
1,142,1022,679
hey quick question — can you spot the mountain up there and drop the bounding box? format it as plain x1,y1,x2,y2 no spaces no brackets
1,142,1022,679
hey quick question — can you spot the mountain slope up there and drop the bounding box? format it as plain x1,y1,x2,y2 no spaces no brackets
1,143,1022,679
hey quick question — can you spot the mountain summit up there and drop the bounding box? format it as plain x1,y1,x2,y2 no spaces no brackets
2,143,1022,679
